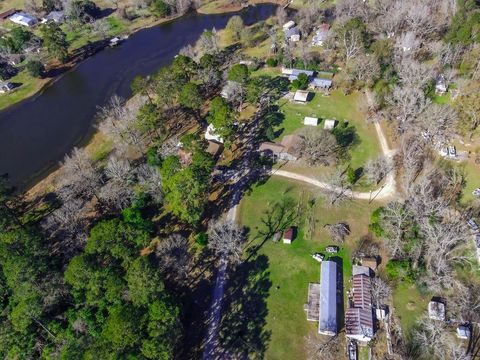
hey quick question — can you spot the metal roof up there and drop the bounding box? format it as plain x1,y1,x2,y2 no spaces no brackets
319,260,337,335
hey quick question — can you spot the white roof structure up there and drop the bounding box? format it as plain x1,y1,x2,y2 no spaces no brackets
324,120,337,130
41,11,64,23
9,12,36,26
319,261,337,336
304,117,318,126
205,124,224,144
283,20,296,31
294,90,309,103
457,325,471,339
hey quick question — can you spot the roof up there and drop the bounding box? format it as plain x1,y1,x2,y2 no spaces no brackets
9,12,36,25
352,274,372,309
0,9,16,20
457,325,471,338
283,20,296,30
285,27,300,38
291,69,314,77
205,124,224,144
283,228,293,240
206,141,223,157
43,11,64,22
311,78,332,88
294,90,310,102
319,260,337,335
345,307,374,340
324,119,336,130
312,24,330,42
352,265,371,277
306,283,320,321
304,117,318,126
259,142,285,155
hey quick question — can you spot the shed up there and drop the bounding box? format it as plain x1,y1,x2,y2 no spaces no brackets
41,11,64,23
324,119,337,130
294,90,310,103
435,74,447,95
428,298,446,321
283,20,296,31
206,141,223,158
319,260,338,336
457,325,471,340
9,12,37,27
304,117,318,126
283,228,294,244
205,124,224,144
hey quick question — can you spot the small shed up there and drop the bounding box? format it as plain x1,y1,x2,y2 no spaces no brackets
294,90,310,103
428,298,446,321
361,257,378,271
304,117,318,126
283,228,294,244
283,20,296,31
435,75,447,95
9,12,36,27
457,324,471,340
206,141,223,159
324,119,337,130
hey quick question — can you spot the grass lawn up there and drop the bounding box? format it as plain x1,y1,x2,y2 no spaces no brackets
392,282,429,335
275,90,380,170
237,176,378,359
0,71,49,110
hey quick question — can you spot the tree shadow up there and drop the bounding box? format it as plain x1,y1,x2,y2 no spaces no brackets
217,254,272,359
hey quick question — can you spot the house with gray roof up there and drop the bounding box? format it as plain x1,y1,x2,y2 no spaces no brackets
319,260,338,336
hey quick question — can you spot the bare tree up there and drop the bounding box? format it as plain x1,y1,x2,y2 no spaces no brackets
275,6,287,27
324,222,350,243
198,28,219,56
371,276,391,308
136,164,163,204
299,128,339,166
43,198,87,239
387,86,430,131
58,147,102,201
322,168,351,206
208,220,245,265
365,155,390,185
98,156,135,210
304,333,340,360
156,234,190,283
346,54,381,87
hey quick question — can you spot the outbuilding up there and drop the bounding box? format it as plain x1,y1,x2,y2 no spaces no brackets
9,12,37,27
428,298,446,321
319,260,338,336
457,324,471,340
304,117,318,126
312,23,330,46
310,77,332,90
283,20,296,31
324,119,337,130
283,228,294,244
205,124,224,144
294,90,310,103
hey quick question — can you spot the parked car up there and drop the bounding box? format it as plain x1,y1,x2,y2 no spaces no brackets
312,253,324,262
325,245,339,253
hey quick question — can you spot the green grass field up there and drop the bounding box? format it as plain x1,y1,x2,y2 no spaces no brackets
392,282,429,334
237,176,377,359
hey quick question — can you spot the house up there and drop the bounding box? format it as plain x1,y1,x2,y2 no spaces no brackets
304,117,318,126
0,9,17,21
285,27,301,42
206,140,223,159
457,324,471,340
310,77,332,90
361,257,378,271
9,12,37,27
283,20,296,31
282,68,315,79
319,260,338,336
283,228,294,244
346,273,374,342
0,82,14,93
205,124,224,144
428,298,446,321
324,119,337,130
258,135,300,161
312,24,330,46
294,90,310,103
435,74,447,95
41,10,64,23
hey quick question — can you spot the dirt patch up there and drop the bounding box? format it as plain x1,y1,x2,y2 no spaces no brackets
406,301,417,311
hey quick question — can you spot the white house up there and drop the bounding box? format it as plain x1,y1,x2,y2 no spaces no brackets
9,12,37,27
304,117,318,126
205,124,224,144
324,119,337,130
294,90,310,103
283,20,296,31
0,82,14,93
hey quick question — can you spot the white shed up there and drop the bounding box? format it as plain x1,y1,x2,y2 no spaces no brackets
294,90,309,103
205,124,224,144
324,120,337,130
9,12,37,27
304,117,318,126
283,20,296,31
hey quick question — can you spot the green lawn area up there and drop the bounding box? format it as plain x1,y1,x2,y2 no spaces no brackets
392,282,429,334
275,90,380,171
0,71,48,110
236,176,378,359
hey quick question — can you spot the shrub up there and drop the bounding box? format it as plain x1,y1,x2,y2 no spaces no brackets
151,0,170,17
266,58,278,67
369,207,384,236
385,259,416,281
196,232,208,246
291,73,309,90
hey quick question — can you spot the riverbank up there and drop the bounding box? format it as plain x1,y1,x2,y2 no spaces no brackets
197,0,287,14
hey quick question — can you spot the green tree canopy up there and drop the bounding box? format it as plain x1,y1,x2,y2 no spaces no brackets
40,22,68,62
228,63,250,84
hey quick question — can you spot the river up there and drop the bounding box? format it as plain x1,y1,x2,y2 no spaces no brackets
0,4,277,189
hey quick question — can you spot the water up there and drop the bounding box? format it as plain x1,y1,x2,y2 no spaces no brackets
0,4,277,189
